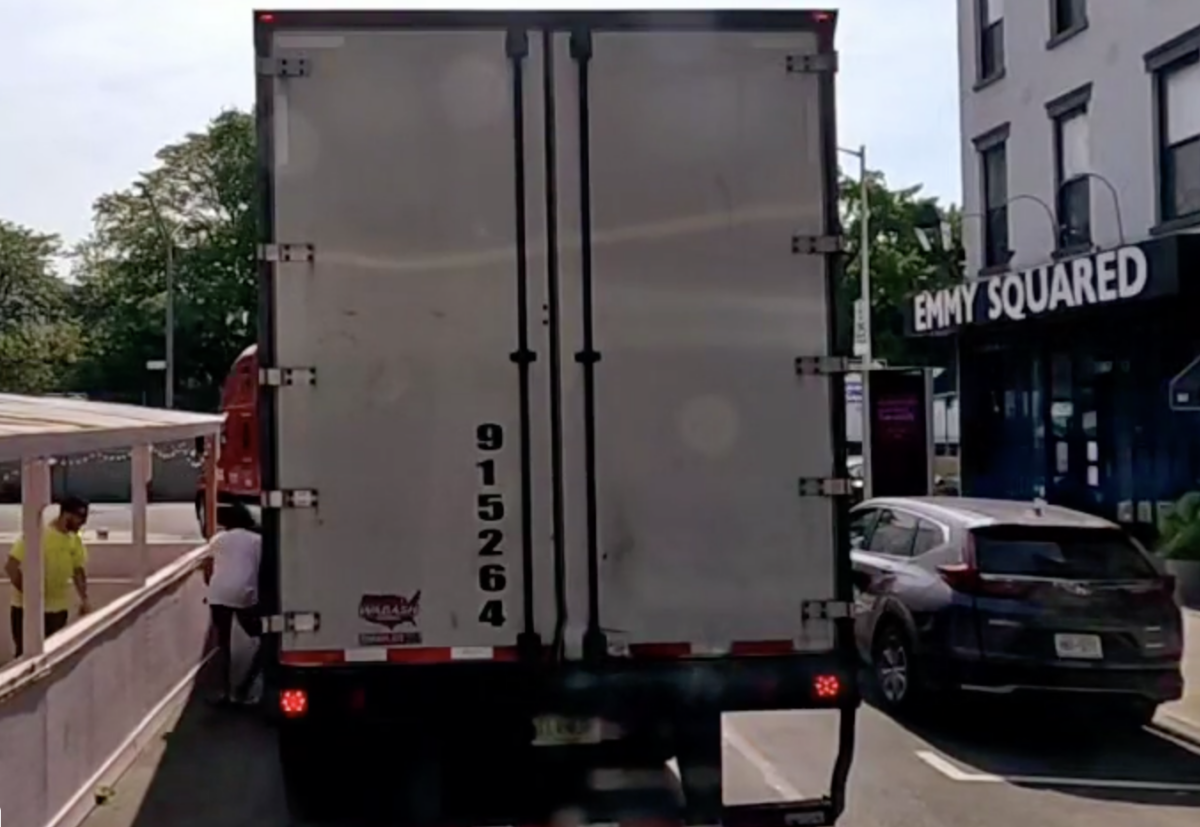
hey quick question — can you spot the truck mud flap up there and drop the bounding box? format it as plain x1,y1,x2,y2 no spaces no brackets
582,703,857,827
721,703,857,827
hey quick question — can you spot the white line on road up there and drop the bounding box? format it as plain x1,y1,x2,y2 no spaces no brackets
914,750,990,782
916,750,1200,792
722,724,803,800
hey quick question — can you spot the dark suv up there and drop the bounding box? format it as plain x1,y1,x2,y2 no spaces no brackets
850,496,1184,725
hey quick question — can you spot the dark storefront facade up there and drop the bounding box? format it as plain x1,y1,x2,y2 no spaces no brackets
907,234,1200,533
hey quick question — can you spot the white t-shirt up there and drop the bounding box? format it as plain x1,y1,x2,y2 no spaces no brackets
206,528,262,609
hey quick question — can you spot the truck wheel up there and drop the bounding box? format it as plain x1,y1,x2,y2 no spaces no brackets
279,729,338,822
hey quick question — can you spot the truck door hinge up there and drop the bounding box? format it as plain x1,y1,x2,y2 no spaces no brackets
795,356,857,376
258,243,315,263
801,600,855,621
259,367,317,387
785,52,838,74
263,611,321,634
261,489,319,509
257,56,311,77
791,234,844,255
797,477,854,498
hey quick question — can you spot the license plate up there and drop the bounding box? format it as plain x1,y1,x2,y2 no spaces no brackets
1054,633,1103,660
532,716,603,747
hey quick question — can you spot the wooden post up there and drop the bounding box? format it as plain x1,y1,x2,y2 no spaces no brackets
203,434,219,539
20,458,50,658
131,444,152,583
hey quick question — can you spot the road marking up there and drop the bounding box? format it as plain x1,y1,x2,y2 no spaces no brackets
1147,715,1200,753
915,750,990,782
723,724,803,800
916,750,1200,792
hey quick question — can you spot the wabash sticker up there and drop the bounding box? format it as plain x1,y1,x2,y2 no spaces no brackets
358,592,422,646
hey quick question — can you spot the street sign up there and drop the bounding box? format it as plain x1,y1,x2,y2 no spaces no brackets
1169,355,1200,411
146,359,167,371
853,299,867,357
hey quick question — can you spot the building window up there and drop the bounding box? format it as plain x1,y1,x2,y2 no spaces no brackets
974,123,1010,269
1056,112,1091,247
1146,27,1200,227
1051,0,1086,39
978,0,1005,82
1047,83,1093,249
1159,57,1200,221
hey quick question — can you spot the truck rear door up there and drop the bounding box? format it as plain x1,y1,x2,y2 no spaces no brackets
550,24,843,658
259,11,845,665
261,25,558,662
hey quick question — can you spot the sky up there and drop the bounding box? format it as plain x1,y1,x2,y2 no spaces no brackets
0,0,961,248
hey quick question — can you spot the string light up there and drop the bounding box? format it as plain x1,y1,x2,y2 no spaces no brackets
0,441,206,487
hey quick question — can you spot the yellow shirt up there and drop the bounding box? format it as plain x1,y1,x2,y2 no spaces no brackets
9,526,88,613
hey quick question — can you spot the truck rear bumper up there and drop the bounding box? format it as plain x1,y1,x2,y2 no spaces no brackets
270,652,859,827
269,652,856,726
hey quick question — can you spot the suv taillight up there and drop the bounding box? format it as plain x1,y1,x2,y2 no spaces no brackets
937,532,1034,598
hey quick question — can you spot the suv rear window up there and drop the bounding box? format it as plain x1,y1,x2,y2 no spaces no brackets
971,526,1155,580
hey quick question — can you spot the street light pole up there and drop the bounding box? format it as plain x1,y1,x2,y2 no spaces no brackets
839,144,872,498
139,183,175,409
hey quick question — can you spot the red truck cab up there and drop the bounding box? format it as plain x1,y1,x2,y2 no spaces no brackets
195,344,260,531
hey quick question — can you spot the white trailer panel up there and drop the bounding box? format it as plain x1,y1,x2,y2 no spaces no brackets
550,29,839,654
266,29,557,655
262,14,845,662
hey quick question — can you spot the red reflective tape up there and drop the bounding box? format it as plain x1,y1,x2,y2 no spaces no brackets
730,640,797,656
386,647,449,664
489,646,521,662
280,650,344,665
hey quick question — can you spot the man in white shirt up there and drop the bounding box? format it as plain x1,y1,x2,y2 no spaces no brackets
202,503,265,706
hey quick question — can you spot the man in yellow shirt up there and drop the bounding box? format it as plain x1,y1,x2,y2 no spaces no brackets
5,496,92,657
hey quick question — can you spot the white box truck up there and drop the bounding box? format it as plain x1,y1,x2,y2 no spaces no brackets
253,8,857,824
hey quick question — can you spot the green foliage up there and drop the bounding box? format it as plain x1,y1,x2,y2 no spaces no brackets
838,169,959,366
0,220,82,393
1158,493,1200,561
69,109,256,410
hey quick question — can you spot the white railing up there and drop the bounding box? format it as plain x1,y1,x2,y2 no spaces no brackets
0,546,212,827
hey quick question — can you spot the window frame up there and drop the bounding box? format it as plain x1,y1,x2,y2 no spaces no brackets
1048,0,1088,48
973,123,1011,271
976,0,1006,86
1146,25,1200,232
912,517,949,556
864,508,921,558
1046,83,1094,252
849,507,881,551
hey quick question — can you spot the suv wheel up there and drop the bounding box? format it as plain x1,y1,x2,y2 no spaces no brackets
873,621,917,712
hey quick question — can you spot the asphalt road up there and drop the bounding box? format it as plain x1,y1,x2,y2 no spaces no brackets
78,675,1200,827
0,503,201,540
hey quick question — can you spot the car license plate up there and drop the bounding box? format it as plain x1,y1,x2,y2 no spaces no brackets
1054,633,1103,660
532,715,603,747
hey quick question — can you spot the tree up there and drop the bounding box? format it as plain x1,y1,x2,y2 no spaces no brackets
70,109,256,410
838,170,959,367
0,220,81,393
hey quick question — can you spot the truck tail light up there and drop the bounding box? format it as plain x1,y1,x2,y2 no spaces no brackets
814,674,840,699
280,688,308,718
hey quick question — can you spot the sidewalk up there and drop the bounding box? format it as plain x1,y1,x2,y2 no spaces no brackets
1156,608,1200,743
